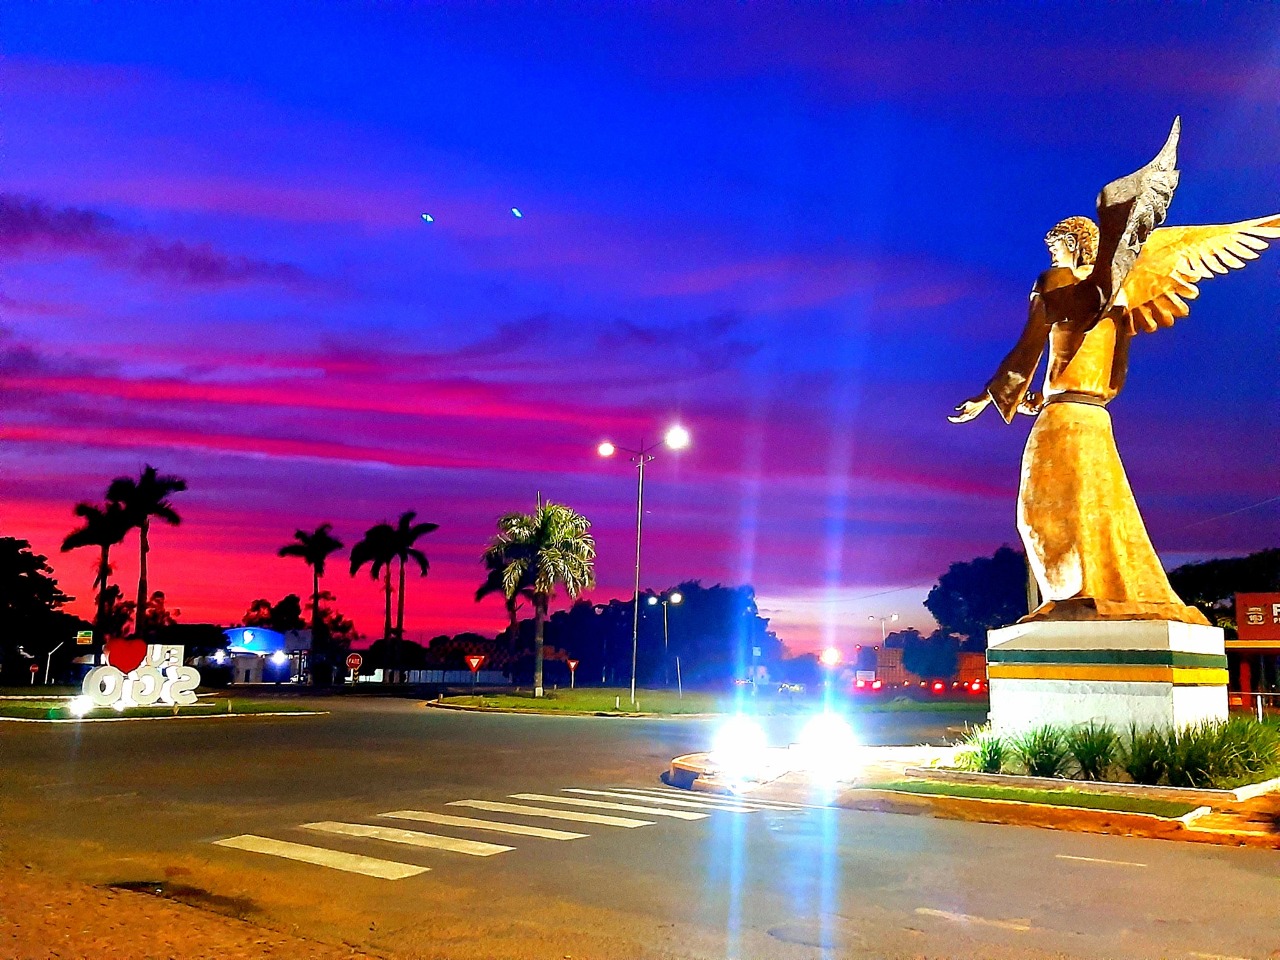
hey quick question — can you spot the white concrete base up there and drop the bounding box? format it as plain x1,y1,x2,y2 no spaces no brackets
986,619,1227,736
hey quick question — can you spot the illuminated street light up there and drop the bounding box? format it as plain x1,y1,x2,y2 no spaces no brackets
669,591,683,605
511,207,523,218
868,613,899,643
664,424,691,450
596,427,692,701
647,595,659,606
420,213,434,223
820,647,841,668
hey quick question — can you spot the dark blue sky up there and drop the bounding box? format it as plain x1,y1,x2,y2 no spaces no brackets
3,2,1278,648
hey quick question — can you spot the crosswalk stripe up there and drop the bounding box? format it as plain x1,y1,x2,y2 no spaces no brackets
380,810,587,840
214,834,428,879
564,789,752,812
301,821,513,856
450,800,654,828
616,787,803,810
510,793,707,820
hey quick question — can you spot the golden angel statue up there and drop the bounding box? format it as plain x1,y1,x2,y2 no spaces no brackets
951,118,1280,626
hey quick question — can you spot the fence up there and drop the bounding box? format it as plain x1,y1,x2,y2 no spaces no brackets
354,669,509,685
1229,690,1280,720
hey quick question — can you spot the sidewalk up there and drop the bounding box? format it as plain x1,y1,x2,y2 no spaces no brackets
0,860,372,960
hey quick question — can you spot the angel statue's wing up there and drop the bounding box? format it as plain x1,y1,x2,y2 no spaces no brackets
1089,117,1182,311
1119,214,1280,333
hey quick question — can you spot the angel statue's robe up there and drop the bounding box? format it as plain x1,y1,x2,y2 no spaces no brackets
984,264,1210,627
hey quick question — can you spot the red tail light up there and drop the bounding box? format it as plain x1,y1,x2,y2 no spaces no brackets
931,681,945,693
872,680,883,691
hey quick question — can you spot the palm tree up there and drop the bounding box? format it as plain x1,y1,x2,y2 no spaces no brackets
279,523,344,683
389,511,438,649
350,521,398,648
476,550,533,648
106,464,187,636
482,501,595,697
60,501,131,663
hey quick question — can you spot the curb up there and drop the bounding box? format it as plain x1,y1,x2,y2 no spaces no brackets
668,753,1280,850
0,711,329,724
903,766,1280,805
426,700,720,720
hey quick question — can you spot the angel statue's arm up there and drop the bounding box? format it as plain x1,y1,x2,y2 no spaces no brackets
950,283,1052,424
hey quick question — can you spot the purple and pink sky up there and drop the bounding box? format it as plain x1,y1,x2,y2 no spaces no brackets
2,3,1278,652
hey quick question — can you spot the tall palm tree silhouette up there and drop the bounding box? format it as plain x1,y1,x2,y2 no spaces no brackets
389,511,438,647
106,465,187,636
279,523,344,682
61,501,131,663
482,501,595,697
350,521,398,648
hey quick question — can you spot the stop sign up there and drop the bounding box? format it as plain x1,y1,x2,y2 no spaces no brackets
345,653,363,671
29,663,39,674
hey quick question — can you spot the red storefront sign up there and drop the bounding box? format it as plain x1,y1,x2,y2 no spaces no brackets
1235,593,1280,645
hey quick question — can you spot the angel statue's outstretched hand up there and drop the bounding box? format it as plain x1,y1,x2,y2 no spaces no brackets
950,116,1280,626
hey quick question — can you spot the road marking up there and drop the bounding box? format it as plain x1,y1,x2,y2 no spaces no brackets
564,789,752,812
450,800,654,827
1055,854,1147,868
617,787,804,810
509,793,708,820
1190,952,1252,960
213,835,427,879
380,810,587,840
914,907,1033,933
301,821,513,856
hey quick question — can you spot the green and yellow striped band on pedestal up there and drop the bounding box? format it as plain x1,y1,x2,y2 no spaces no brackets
986,649,1228,687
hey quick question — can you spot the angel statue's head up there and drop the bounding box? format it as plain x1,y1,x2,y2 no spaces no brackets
1044,216,1099,269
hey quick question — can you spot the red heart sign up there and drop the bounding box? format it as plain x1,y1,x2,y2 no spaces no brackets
105,637,148,674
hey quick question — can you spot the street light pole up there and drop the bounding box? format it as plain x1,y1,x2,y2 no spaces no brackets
598,426,690,706
869,613,899,643
629,452,647,708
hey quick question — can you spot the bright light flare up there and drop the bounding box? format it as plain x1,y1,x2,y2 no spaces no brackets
271,651,289,666
647,595,659,606
819,647,841,668
596,441,616,458
664,424,691,450
69,697,92,717
213,649,227,664
711,715,768,780
796,712,859,782
669,591,683,605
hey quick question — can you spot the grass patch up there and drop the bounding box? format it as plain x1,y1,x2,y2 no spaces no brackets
0,698,315,720
439,688,721,715
439,688,990,716
872,779,1199,818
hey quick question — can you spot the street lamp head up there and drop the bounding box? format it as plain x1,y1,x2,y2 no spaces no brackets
597,440,616,458
647,595,659,606
890,613,899,622
669,591,683,605
664,424,691,450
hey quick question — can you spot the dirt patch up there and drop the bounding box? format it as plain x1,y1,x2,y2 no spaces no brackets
0,860,374,960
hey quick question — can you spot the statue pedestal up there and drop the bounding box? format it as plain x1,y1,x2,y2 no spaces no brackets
986,619,1227,735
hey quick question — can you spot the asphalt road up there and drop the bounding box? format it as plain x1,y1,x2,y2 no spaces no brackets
2,697,1278,960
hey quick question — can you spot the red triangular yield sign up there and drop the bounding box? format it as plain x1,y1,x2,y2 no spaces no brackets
465,654,485,672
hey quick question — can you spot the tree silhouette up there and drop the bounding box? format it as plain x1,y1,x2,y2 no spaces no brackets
350,522,398,647
389,511,437,647
279,523,344,683
482,501,595,697
60,501,131,662
106,465,187,636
